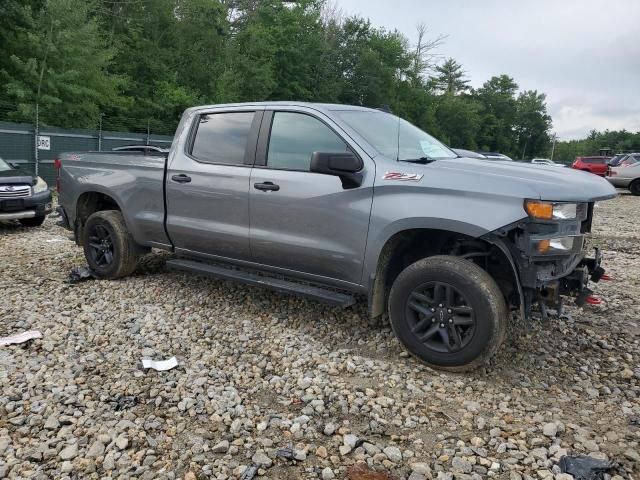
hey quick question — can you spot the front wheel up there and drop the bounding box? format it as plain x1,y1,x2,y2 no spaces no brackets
82,210,141,279
19,216,46,227
629,180,640,196
388,255,507,371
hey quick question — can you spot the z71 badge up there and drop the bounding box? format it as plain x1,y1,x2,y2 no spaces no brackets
382,171,424,181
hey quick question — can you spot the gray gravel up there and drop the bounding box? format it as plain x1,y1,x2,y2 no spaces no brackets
0,193,638,480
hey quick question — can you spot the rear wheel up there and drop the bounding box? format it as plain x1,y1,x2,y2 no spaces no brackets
19,215,46,227
388,255,507,371
630,180,640,196
82,210,141,279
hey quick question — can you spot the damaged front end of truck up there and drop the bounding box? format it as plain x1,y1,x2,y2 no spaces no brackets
484,199,610,321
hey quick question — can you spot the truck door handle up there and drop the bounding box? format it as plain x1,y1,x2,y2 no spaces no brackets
171,174,191,183
254,181,280,191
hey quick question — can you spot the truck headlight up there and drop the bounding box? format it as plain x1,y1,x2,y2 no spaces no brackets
534,235,584,254
524,200,577,220
33,176,48,194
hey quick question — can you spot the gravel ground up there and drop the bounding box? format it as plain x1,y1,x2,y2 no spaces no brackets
1,192,638,480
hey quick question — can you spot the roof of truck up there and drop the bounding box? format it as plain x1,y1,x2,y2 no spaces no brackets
187,102,379,114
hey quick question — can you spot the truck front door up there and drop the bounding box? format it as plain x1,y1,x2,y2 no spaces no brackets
249,108,375,287
166,108,263,260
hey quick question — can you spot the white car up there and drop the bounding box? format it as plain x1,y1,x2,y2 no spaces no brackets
531,158,566,167
607,160,640,195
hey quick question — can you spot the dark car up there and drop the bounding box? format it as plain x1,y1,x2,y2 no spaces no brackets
478,151,514,161
0,157,53,227
112,145,169,154
452,148,487,159
571,156,610,176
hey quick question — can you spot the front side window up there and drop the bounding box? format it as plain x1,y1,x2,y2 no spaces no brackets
267,112,348,171
191,112,255,165
337,110,456,161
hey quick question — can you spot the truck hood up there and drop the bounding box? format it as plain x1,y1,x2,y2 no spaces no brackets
434,157,617,202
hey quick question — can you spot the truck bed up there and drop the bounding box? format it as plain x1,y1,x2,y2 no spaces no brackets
58,151,171,248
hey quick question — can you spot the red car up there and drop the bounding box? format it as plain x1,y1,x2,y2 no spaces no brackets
571,156,610,176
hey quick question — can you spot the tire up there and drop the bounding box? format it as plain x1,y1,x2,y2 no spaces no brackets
630,180,640,196
82,210,141,279
388,255,508,372
19,216,46,227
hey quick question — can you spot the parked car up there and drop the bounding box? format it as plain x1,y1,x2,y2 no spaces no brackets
112,145,169,154
607,161,640,195
607,153,628,167
0,157,52,226
531,158,566,167
619,153,640,166
571,156,610,176
452,148,487,159
57,102,616,371
478,151,514,161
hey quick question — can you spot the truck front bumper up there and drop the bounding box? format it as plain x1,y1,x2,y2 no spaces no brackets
0,190,53,221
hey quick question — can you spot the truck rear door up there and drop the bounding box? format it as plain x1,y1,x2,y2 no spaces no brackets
165,107,263,261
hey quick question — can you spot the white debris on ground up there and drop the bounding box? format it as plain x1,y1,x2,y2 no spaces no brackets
0,194,638,480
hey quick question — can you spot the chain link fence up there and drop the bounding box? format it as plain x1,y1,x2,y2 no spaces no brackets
0,120,174,186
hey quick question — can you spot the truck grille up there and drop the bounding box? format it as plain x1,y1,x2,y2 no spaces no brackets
0,185,31,198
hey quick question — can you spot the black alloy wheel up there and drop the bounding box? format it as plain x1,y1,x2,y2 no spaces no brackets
406,281,476,354
87,223,115,267
82,210,142,279
388,255,508,371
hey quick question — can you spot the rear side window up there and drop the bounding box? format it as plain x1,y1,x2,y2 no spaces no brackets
583,157,606,164
191,112,255,165
267,112,348,171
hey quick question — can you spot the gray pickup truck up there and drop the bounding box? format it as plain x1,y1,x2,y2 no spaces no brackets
57,102,616,370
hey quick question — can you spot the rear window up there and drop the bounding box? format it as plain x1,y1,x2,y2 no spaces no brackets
190,112,255,165
581,157,607,164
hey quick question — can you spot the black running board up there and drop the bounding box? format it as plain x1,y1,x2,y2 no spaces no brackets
166,258,356,308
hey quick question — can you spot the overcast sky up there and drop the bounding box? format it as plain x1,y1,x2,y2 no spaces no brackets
335,0,640,140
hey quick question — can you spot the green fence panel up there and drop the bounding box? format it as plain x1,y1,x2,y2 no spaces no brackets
0,120,173,186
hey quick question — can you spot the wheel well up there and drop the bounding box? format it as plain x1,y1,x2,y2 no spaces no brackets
74,192,121,242
369,229,519,318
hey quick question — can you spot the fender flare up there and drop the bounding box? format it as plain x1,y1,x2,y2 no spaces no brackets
482,233,525,321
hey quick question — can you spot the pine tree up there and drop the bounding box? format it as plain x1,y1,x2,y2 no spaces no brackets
429,57,469,95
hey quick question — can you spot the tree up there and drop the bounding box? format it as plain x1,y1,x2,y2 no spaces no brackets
433,94,481,148
2,0,121,128
514,90,552,158
473,75,519,155
428,58,469,95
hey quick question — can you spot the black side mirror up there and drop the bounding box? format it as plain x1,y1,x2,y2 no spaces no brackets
310,151,364,189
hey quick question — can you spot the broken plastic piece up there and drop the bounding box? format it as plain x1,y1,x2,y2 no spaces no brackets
585,295,601,305
600,274,612,281
275,448,295,460
240,464,258,480
113,395,138,411
0,330,43,346
559,454,613,480
67,266,97,284
142,356,178,371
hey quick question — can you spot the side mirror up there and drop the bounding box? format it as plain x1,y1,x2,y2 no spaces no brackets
310,151,364,189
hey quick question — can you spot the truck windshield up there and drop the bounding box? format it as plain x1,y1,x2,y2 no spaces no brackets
336,110,457,161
